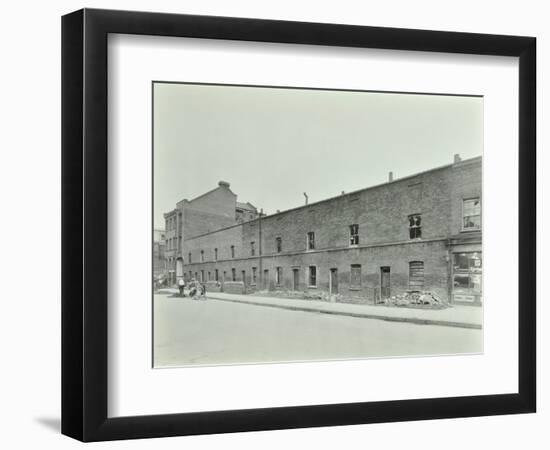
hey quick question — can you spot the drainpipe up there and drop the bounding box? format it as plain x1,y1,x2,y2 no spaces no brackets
258,209,263,289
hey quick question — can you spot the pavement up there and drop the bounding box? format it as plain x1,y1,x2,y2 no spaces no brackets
156,288,482,330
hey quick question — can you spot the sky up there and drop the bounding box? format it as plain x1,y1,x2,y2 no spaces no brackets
153,82,483,229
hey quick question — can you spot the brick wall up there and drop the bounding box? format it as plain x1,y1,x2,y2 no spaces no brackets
181,157,481,302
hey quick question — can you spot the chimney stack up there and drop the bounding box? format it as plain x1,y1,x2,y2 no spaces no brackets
454,154,461,163
218,180,230,188
388,171,394,182
303,192,309,205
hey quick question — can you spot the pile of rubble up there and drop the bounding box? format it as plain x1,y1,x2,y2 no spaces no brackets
379,291,449,309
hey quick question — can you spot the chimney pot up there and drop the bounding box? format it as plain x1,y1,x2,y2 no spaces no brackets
454,154,461,163
388,171,394,182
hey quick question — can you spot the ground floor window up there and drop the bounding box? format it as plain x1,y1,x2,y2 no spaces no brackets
232,268,236,281
408,261,424,290
350,264,361,289
241,270,246,284
200,270,204,282
252,267,257,284
215,269,219,281
276,267,283,285
309,266,317,287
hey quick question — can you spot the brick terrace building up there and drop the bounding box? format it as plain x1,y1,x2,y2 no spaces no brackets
168,155,482,305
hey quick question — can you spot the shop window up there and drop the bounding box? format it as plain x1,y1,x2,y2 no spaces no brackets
463,198,481,230
453,252,482,293
408,214,422,239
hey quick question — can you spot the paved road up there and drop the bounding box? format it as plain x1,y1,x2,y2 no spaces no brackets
154,294,482,367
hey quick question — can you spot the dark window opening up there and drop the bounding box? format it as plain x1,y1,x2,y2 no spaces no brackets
349,224,359,245
408,214,422,239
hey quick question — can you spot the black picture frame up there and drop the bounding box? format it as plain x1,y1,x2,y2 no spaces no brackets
61,8,536,442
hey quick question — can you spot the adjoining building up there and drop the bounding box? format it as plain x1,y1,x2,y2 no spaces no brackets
152,228,166,279
163,181,259,286
166,155,482,305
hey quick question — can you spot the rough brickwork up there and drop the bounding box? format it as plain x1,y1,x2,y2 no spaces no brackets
177,157,482,303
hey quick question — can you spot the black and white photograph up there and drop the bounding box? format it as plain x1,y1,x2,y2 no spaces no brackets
152,82,484,368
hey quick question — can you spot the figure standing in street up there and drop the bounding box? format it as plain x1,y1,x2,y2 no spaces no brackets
178,278,186,297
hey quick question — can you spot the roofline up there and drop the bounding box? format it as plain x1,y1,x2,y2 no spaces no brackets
184,155,482,241
261,155,482,219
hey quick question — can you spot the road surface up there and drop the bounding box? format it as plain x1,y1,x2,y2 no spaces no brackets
153,294,482,367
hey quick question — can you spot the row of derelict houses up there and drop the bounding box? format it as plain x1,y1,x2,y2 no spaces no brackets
156,154,482,305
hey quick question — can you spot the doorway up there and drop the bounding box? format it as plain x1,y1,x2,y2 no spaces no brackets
329,268,338,295
380,266,391,298
292,268,300,291
263,269,269,290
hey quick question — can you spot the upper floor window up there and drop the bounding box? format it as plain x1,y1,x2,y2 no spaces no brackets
307,232,315,250
250,241,255,256
276,237,282,253
200,250,204,262
231,245,235,258
349,224,359,246
408,214,422,239
463,198,481,230
188,252,192,264
214,248,218,261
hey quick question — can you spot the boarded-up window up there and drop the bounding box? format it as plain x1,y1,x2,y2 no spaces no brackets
350,264,361,289
409,261,424,290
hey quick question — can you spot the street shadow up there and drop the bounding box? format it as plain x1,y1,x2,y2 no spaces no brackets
35,417,61,433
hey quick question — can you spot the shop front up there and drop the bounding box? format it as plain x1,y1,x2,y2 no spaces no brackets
449,232,482,305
